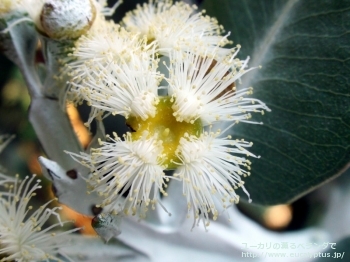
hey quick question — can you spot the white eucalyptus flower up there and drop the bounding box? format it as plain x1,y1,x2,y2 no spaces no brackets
65,23,142,72
65,0,270,229
94,0,123,16
122,0,231,57
69,48,161,121
68,49,268,227
0,174,15,187
166,48,268,125
0,174,79,262
67,132,168,219
64,22,160,124
173,131,257,228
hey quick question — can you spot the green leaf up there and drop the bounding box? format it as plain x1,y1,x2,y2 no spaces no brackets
202,0,350,204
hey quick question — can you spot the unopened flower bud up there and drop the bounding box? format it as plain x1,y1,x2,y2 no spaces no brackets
40,0,96,40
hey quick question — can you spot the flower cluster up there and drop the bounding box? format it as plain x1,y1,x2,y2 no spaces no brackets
0,135,78,262
64,0,270,228
0,174,80,262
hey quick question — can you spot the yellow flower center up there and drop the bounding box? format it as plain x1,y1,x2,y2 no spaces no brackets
127,97,202,169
